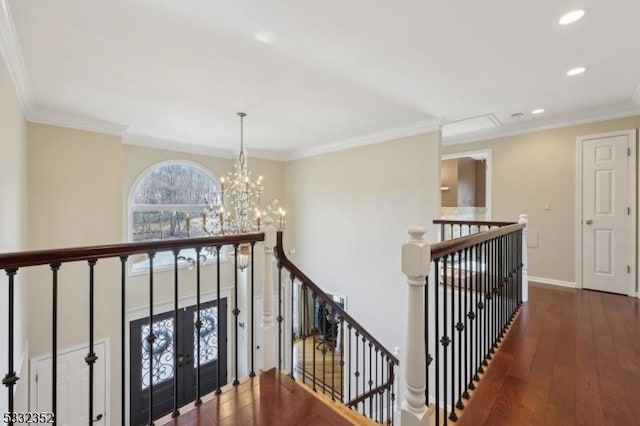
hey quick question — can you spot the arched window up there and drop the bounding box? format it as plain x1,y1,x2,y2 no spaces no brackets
129,161,221,273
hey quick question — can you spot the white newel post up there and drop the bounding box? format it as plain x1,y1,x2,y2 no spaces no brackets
519,214,529,302
261,229,278,370
400,226,430,426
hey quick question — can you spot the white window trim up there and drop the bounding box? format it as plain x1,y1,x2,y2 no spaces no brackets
127,160,229,276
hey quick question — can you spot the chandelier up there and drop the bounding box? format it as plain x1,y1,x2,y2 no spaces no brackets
185,112,285,268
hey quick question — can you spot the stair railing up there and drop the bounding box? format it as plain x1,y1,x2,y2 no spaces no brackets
274,231,399,425
0,233,264,426
400,215,528,426
434,219,516,241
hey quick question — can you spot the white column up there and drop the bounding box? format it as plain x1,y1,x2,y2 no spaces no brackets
260,229,277,370
519,214,529,302
400,226,430,426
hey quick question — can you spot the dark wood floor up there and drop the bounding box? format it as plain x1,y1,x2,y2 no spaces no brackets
158,368,364,426
457,283,640,426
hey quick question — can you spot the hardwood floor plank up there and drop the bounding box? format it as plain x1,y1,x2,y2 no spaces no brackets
456,283,640,426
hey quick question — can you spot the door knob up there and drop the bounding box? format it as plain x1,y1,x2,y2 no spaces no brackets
93,414,103,422
585,219,593,225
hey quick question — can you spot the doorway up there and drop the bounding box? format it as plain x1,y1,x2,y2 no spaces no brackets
129,299,228,425
31,341,108,426
441,150,492,221
576,130,637,296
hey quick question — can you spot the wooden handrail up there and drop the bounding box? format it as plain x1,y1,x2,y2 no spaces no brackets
433,219,516,227
274,231,399,365
0,233,265,269
431,223,525,260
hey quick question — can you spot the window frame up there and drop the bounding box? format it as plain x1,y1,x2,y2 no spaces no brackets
127,160,227,275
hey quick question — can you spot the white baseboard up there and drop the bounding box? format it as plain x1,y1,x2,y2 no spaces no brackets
529,275,576,288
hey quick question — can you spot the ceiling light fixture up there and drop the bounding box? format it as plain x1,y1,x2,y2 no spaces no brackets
559,9,587,25
186,113,285,269
532,108,545,114
566,66,587,76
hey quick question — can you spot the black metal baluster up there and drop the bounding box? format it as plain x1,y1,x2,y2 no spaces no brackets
233,244,240,386
51,263,60,426
347,324,352,401
456,249,464,411
250,242,256,377
355,331,360,412
145,254,156,425
86,259,98,426
434,257,441,426
277,262,283,371
3,268,19,426
390,361,396,426
463,246,470,400
449,251,458,422
302,286,307,385
172,251,180,417
492,237,498,354
369,342,373,416
120,256,127,426
469,244,478,389
361,336,366,415
290,273,295,379
440,223,445,241
321,301,327,393
483,241,489,368
425,274,431,408
195,248,202,404
375,348,379,422
340,318,345,403
442,253,449,426
215,246,222,395
312,293,318,392
331,312,336,401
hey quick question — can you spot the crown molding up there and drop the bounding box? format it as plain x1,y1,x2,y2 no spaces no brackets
123,132,290,162
443,102,640,146
28,107,128,136
290,118,442,160
0,0,33,114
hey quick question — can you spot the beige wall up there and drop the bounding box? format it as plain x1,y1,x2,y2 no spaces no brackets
28,122,124,418
0,54,29,414
442,116,640,283
284,131,441,353
24,132,286,417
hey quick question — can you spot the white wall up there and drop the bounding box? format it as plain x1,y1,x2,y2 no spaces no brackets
284,131,441,359
0,53,28,414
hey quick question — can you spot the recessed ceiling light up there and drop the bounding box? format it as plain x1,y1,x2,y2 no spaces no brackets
532,108,545,114
566,66,587,76
254,32,275,44
559,9,587,25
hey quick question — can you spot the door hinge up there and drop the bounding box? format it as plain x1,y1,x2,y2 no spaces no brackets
35,373,38,383
629,147,632,156
628,265,631,274
629,207,632,215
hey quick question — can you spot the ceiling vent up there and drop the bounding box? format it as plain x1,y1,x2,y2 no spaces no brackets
442,114,502,139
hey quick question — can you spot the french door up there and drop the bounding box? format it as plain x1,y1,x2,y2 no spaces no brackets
130,299,228,425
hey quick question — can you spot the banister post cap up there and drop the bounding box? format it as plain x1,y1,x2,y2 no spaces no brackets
402,226,429,278
518,214,528,224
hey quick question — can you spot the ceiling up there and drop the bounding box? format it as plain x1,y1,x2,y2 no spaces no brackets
2,0,640,159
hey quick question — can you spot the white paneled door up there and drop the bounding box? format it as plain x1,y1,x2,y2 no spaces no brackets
33,342,107,426
580,130,636,295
